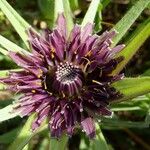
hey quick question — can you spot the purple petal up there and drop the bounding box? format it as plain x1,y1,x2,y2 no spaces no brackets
81,117,95,138
81,23,93,42
56,13,67,39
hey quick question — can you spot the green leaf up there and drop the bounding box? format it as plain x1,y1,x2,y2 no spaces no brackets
90,123,109,150
69,0,79,11
39,138,49,150
0,35,31,55
54,0,64,21
112,77,150,102
112,18,150,75
145,110,150,124
111,95,150,111
0,69,22,77
63,0,74,35
0,127,21,144
0,0,31,48
111,106,141,111
0,105,19,122
0,83,6,90
100,117,149,128
8,114,47,150
81,0,100,27
145,94,150,124
54,0,74,36
101,0,110,9
0,47,8,55
0,70,9,77
111,0,150,46
94,3,102,33
0,69,23,89
49,134,68,150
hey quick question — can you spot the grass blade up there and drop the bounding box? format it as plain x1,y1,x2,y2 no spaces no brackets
0,127,21,144
112,77,150,102
54,0,64,21
69,0,79,11
0,0,31,48
0,69,23,77
94,3,103,32
54,0,74,36
0,47,8,55
63,0,74,35
81,0,100,27
90,123,109,150
49,134,68,150
100,117,149,128
8,114,47,150
101,0,110,9
111,106,141,111
0,35,31,55
111,0,150,46
0,70,9,77
0,105,19,122
112,18,150,75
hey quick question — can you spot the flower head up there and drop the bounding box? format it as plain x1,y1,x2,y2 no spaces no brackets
1,14,125,138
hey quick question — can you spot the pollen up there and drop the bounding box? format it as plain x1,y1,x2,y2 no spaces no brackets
85,50,92,57
51,53,55,59
31,89,36,93
51,47,55,53
37,69,43,78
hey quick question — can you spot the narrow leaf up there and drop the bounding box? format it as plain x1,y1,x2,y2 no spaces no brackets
0,70,9,77
81,0,100,27
69,0,79,11
54,0,64,21
111,0,150,46
112,77,150,102
0,69,22,77
39,138,49,150
0,0,31,48
101,0,110,9
111,95,150,111
95,3,103,32
112,18,150,75
0,83,5,90
111,106,141,111
0,127,21,144
90,123,109,150
50,134,68,150
0,35,31,55
0,105,19,122
0,47,8,55
63,0,74,34
100,117,149,128
145,110,150,124
8,114,47,150
88,110,149,129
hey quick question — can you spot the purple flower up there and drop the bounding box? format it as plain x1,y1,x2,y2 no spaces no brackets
0,14,125,138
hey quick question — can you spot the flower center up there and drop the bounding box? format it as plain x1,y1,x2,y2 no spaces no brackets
56,62,78,83
52,62,84,96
